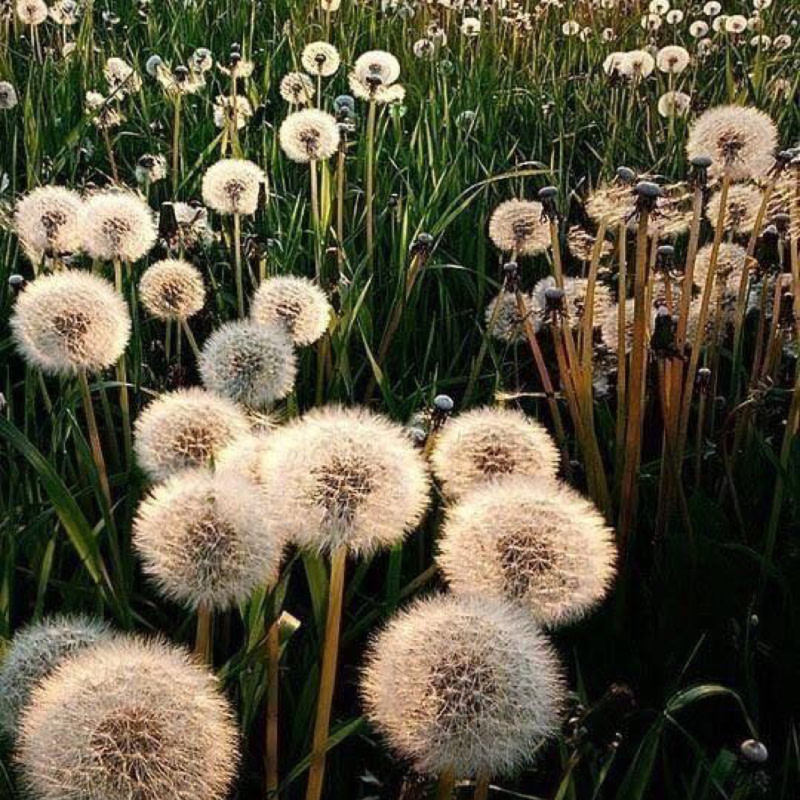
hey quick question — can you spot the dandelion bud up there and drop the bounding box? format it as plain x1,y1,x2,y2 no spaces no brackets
538,186,559,220
697,367,712,391
739,739,768,764
334,94,355,112
503,261,519,281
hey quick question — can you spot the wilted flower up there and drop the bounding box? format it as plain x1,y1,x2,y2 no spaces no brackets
14,186,84,261
279,72,315,106
17,638,239,800
134,469,283,609
202,158,266,216
139,259,206,321
301,41,340,77
279,109,340,163
11,271,131,376
81,190,157,262
361,594,564,777
134,387,251,481
438,476,616,626
259,406,430,555
430,406,559,499
489,200,550,256
250,275,332,346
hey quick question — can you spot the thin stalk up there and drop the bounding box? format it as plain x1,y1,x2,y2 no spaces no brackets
310,162,321,282
180,318,201,360
194,603,212,663
265,617,280,799
614,225,628,489
172,94,182,195
335,140,346,277
102,126,119,183
435,770,456,800
233,213,244,317
113,259,132,467
473,771,491,800
77,369,112,507
365,100,377,271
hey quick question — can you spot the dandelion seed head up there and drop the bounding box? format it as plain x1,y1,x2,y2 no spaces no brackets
139,259,206,321
14,186,84,262
658,90,692,118
488,199,550,256
485,290,537,343
656,45,690,73
104,57,142,96
533,276,613,330
706,182,763,235
301,42,340,77
81,191,157,262
279,72,315,106
279,109,340,163
361,593,565,777
202,159,266,216
16,0,47,25
353,50,401,86
693,242,748,294
213,94,253,130
0,81,18,109
215,430,276,487
251,275,332,346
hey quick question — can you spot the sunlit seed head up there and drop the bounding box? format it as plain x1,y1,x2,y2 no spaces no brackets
16,0,47,25
361,593,565,777
279,72,315,106
301,41,341,77
199,320,297,410
14,186,84,262
485,290,537,344
438,476,617,627
259,406,431,556
250,275,332,346
279,109,341,163
134,387,251,481
693,242,748,294
618,49,655,78
133,469,283,610
353,50,401,87
104,57,142,96
567,225,613,262
430,406,559,500
81,190,157,262
706,183,763,235
0,81,18,109
533,276,613,330
11,271,131,376
135,154,168,185
139,259,205,321
658,90,692,119
202,158,267,216
348,73,406,104
686,105,777,182
0,615,111,739
17,637,239,800
213,94,253,130
488,199,550,256
656,45,690,73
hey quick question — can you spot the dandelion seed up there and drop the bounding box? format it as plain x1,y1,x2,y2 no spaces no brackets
279,109,340,163
82,190,157,262
251,275,332,346
202,158,266,216
14,186,83,262
139,259,205,321
693,242,748,295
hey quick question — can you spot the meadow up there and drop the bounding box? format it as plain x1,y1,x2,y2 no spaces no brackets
0,0,799,798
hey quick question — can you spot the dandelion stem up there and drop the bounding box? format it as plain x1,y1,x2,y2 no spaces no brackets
473,771,491,800
435,770,456,800
365,99,377,272
194,603,212,664
77,369,112,507
113,259,132,468
172,94,182,196
233,213,245,317
180,318,201,360
102,126,119,183
265,616,280,799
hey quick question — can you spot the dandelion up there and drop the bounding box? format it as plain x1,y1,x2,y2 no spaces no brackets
215,430,276,486
603,52,628,76
251,275,332,346
199,320,296,409
279,72,315,106
666,9,684,24
81,190,157,263
14,186,83,264
361,593,564,778
17,637,239,800
488,200,550,257
620,49,655,78
485,290,537,343
658,90,691,118
533,276,613,330
301,42,340,77
173,201,215,250
703,1,721,15
0,615,111,739
279,109,340,163
133,469,284,611
353,50,401,87
686,105,777,182
706,183,763,235
213,94,253,131
104,57,142,96
134,387,251,481
413,38,435,59
656,45,690,73
139,258,205,322
725,14,748,34
689,20,709,37
190,47,213,73
773,34,792,50
0,81,18,109
693,242,748,294
49,0,80,24
135,153,168,186
462,17,481,37
16,0,46,25
562,20,580,36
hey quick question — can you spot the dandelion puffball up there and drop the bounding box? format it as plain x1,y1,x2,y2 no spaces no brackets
353,50,401,87
279,109,341,163
17,637,239,800
301,42,341,77
134,387,251,481
485,290,536,343
139,259,206,321
199,320,297,409
430,406,559,499
438,476,616,627
0,615,111,739
251,275,332,346
279,72,315,106
686,105,777,182
202,158,266,216
361,593,564,777
488,199,551,256
133,469,283,609
81,191,157,262
259,406,430,555
706,183,763,235
14,186,84,261
11,271,131,376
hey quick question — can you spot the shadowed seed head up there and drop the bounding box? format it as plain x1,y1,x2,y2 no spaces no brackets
14,186,84,262
139,259,206,321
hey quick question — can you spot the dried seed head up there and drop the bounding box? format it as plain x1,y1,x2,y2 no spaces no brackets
279,109,341,163
429,406,559,500
706,183,763,235
488,199,550,256
485,289,537,343
202,158,267,216
215,431,276,486
17,637,239,800
361,594,565,777
11,271,131,375
14,186,84,262
353,50,401,86
81,190,157,262
134,387,251,481
251,275,332,346
139,259,206,321
438,476,617,627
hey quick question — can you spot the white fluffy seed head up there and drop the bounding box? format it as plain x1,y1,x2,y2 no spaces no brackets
533,276,613,330
139,259,206,321
485,290,536,343
133,469,284,610
353,50,401,86
199,320,297,409
250,275,332,346
438,476,617,627
279,72,315,106
11,270,131,376
17,637,239,800
259,406,431,556
488,199,551,256
0,615,111,740
81,190,157,262
202,159,267,216
134,387,251,481
215,431,276,487
279,109,341,163
301,42,341,77
14,186,84,262
361,594,565,777
430,406,559,500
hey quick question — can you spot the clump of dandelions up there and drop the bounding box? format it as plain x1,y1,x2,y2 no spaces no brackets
201,158,266,216
686,105,777,182
438,476,616,627
10,271,131,376
199,320,297,409
250,275,332,346
133,469,284,610
14,186,84,263
488,199,550,256
139,259,206,321
0,615,111,739
430,406,559,500
361,593,564,778
279,109,341,163
17,637,239,800
134,387,251,481
81,190,157,263
259,406,430,556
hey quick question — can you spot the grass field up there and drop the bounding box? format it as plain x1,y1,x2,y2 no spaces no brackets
0,0,799,798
